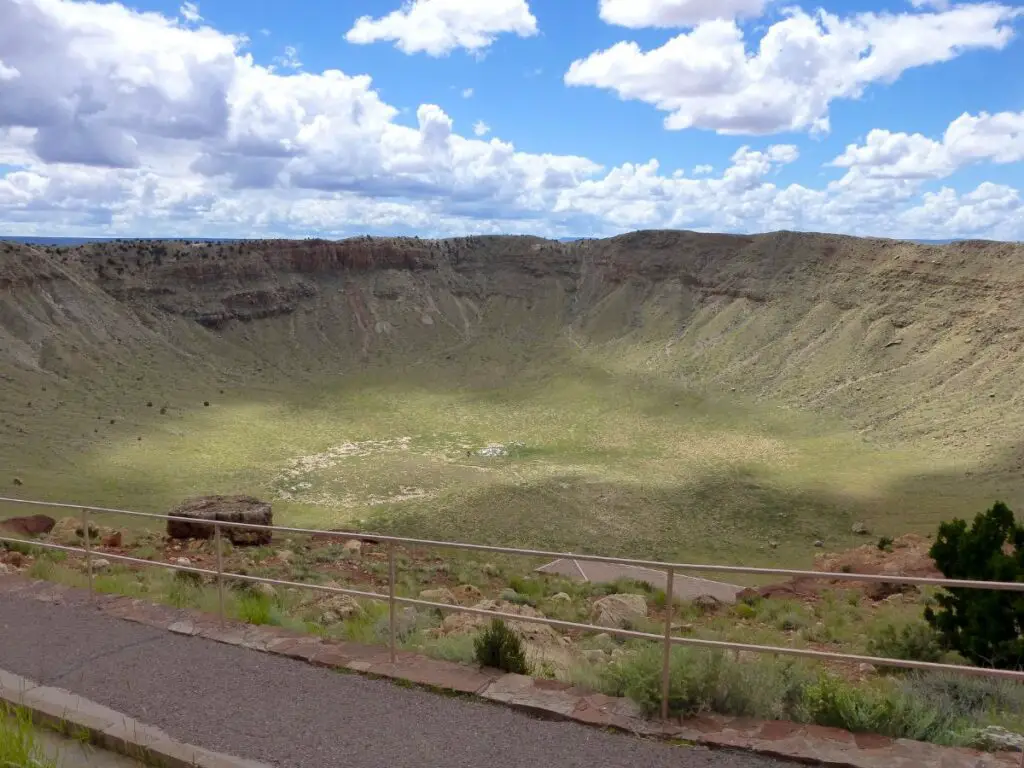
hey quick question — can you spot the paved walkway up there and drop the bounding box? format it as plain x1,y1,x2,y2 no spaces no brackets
535,559,744,603
0,589,795,768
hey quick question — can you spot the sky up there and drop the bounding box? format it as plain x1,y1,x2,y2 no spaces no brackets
0,0,1021,241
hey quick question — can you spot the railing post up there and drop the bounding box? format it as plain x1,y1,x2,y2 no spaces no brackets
81,508,93,598
661,566,675,721
215,522,225,626
388,543,397,664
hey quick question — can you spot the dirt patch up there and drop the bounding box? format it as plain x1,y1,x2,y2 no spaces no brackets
742,534,939,602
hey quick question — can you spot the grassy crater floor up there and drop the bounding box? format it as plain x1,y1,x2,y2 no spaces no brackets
1,356,995,570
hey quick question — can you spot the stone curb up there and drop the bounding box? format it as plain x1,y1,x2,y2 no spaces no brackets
0,667,273,768
3,575,1021,768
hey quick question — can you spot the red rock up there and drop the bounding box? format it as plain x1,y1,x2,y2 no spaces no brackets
0,514,56,536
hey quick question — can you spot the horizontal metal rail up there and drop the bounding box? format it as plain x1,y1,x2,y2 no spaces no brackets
3,494,1024,726
3,496,1023,592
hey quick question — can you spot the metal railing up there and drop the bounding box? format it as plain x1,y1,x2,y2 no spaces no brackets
3,495,1024,723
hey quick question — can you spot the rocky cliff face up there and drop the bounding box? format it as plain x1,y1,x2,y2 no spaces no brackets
3,230,1024,452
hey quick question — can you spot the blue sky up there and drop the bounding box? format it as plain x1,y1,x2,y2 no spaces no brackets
0,0,1021,240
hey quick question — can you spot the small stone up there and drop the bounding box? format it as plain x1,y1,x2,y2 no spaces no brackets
692,594,721,614
671,622,695,633
550,592,571,603
319,595,363,623
592,593,648,629
976,725,1024,751
0,563,10,575
851,522,869,535
5,551,25,568
175,557,191,566
453,584,482,601
483,563,499,576
813,539,825,548
342,539,362,556
769,540,779,549
102,531,122,548
419,588,457,605
857,663,876,675
90,558,111,572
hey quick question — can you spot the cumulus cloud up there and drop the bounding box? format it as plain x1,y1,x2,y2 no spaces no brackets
832,110,1024,179
272,45,302,72
345,0,538,57
0,0,1021,242
599,0,767,28
473,120,491,136
179,1,201,23
565,4,1020,135
461,87,474,98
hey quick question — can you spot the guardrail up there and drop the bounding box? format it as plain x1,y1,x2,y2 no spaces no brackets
2,495,1024,723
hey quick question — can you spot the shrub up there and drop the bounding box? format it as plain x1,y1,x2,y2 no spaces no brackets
877,536,894,552
235,593,281,626
925,501,1024,670
802,674,968,744
474,619,530,674
601,646,814,720
867,621,944,664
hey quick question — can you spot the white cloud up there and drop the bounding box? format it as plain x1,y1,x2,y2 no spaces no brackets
0,0,1021,243
0,60,19,81
473,120,491,136
272,45,302,72
345,0,538,57
179,1,201,23
832,110,1024,179
599,0,767,28
693,164,713,175
565,5,1020,135
461,87,474,98
910,0,949,9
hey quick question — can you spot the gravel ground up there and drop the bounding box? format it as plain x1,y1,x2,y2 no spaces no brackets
0,593,806,768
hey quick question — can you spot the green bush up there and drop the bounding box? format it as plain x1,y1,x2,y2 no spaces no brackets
877,536,894,552
601,646,814,719
925,501,1024,670
474,619,530,674
802,674,968,744
867,621,944,664
900,670,1024,721
235,593,281,626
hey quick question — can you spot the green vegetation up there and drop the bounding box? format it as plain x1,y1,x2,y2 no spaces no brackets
0,704,57,768
474,619,530,674
926,502,1024,669
866,621,944,664
588,646,1018,746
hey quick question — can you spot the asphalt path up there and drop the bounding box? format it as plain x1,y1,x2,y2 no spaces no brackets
0,592,809,768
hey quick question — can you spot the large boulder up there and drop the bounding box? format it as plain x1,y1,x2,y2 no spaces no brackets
167,496,272,546
592,593,648,629
0,514,56,537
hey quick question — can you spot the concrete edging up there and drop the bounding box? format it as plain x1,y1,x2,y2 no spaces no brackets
0,668,272,768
